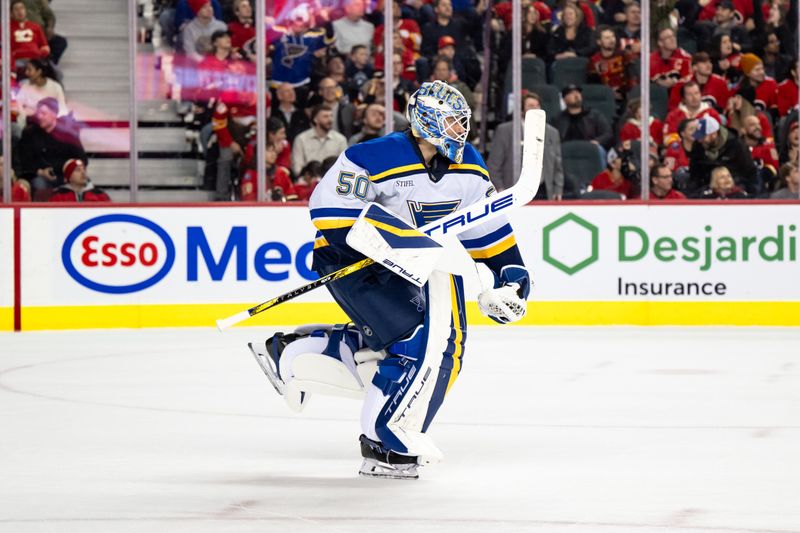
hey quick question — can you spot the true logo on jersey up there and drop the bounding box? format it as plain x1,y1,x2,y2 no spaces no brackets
407,200,461,227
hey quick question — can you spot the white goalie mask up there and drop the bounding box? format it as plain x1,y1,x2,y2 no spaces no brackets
406,80,472,163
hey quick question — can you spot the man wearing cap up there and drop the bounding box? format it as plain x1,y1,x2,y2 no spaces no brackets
488,92,563,200
181,0,227,62
688,115,757,195
663,81,723,140
650,27,692,89
669,52,731,110
49,160,110,203
737,53,779,116
555,84,614,150
713,0,751,50
18,98,87,201
435,35,480,89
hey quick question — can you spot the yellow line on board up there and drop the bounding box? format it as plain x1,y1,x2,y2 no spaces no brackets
465,301,800,327
21,303,350,331
0,308,13,331
14,301,800,330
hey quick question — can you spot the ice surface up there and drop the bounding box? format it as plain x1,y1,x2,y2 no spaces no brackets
1,327,799,533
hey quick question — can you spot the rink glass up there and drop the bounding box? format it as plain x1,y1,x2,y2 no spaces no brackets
2,0,800,203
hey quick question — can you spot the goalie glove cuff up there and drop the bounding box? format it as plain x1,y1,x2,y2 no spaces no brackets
478,264,530,324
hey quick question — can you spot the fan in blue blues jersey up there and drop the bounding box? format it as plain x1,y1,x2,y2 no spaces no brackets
251,81,530,480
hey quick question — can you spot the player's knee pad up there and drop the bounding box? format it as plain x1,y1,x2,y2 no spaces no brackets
278,324,382,412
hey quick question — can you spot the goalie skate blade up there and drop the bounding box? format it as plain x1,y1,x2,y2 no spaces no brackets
358,459,419,480
248,342,285,396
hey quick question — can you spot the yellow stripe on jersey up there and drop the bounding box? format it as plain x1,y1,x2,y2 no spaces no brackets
467,234,517,259
364,217,424,237
448,163,490,178
313,218,357,230
446,276,463,394
369,163,426,182
313,236,329,249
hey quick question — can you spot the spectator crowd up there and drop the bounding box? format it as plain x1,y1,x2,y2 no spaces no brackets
3,0,800,202
2,0,103,202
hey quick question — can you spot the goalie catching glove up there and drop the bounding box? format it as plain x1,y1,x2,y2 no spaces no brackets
477,265,530,324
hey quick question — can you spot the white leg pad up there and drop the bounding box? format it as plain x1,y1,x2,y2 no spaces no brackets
285,353,366,411
282,347,384,412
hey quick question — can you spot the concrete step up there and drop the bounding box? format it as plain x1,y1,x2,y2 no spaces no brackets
81,127,191,153
106,188,216,203
88,158,203,187
139,100,182,122
56,0,128,15
69,96,131,121
61,62,130,78
57,12,130,39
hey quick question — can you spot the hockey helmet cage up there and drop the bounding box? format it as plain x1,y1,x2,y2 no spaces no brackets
406,80,471,164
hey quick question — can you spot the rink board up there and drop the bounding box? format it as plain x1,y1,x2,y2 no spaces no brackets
0,208,13,330
7,203,800,330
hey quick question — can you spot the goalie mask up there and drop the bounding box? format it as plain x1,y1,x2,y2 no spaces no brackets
406,80,471,164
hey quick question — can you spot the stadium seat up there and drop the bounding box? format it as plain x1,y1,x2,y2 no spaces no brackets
504,57,547,95
528,84,561,124
628,83,669,121
581,84,616,120
581,189,625,200
561,140,606,191
677,27,698,54
503,57,548,116
551,56,589,88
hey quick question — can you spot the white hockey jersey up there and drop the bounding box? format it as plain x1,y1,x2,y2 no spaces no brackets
309,131,524,275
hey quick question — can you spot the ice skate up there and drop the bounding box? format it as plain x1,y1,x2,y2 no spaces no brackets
358,435,419,480
249,332,303,396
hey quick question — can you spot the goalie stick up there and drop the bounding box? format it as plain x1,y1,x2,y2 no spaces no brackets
216,109,545,331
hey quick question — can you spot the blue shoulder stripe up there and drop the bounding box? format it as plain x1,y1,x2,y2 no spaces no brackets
310,207,363,219
459,223,514,249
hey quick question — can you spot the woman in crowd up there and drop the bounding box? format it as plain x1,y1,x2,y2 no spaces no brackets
547,3,594,62
15,59,68,127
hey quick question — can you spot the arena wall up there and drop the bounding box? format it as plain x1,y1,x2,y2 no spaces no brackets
3,202,799,331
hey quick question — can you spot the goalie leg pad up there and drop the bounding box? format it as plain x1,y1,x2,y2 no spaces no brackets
254,324,382,412
360,271,466,465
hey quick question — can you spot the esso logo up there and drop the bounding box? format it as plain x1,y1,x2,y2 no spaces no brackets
61,214,176,294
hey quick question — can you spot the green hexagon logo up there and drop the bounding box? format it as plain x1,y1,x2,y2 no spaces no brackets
542,213,599,275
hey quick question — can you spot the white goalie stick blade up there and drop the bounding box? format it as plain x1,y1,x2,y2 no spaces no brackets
419,109,546,241
347,203,445,287
248,342,285,396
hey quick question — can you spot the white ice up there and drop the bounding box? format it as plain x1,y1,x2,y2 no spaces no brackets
1,327,799,533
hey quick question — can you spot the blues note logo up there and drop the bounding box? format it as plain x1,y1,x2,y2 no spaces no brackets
407,200,461,227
